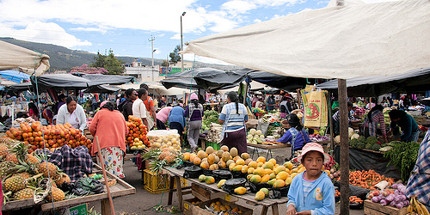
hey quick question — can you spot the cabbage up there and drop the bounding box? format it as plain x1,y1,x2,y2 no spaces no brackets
256,130,262,135
348,127,354,138
247,134,253,139
334,136,341,144
250,129,257,135
350,133,360,140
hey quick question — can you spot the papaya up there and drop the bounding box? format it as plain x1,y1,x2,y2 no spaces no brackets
261,175,271,183
256,157,266,163
249,175,262,183
257,162,264,167
241,165,249,174
230,147,238,157
193,157,202,165
222,152,231,162
207,154,216,165
241,153,250,160
245,158,253,165
248,161,258,169
220,145,229,152
236,158,245,166
183,152,191,161
260,188,269,197
269,173,276,179
190,153,197,163
263,162,274,170
232,165,243,172
218,161,226,169
206,146,214,155
247,167,255,174
233,186,246,195
253,168,265,177
216,150,224,158
226,160,235,167
264,169,274,175
255,190,265,201
283,161,294,170
197,150,208,159
247,174,254,180
205,176,215,184
274,166,286,175
229,163,236,171
267,178,276,186
217,179,227,188
198,175,206,182
214,155,220,163
209,164,219,170
273,179,286,188
276,171,289,180
285,177,293,185
233,155,241,162
268,158,277,166
200,161,209,169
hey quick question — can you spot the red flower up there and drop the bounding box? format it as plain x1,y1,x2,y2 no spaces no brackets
113,161,117,164
116,152,119,156
117,167,120,172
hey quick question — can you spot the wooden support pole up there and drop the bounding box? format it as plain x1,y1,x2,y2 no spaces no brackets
338,79,350,215
328,94,334,154
95,136,116,215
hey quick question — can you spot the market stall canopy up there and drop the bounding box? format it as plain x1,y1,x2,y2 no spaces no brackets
0,40,50,76
83,84,121,93
71,73,134,86
0,70,30,83
9,81,32,92
193,68,244,90
317,67,430,96
31,74,90,90
184,0,430,79
160,69,199,89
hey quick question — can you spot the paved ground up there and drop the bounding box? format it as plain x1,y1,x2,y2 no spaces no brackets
89,146,365,215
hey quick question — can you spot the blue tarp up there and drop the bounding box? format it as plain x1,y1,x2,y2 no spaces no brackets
0,70,30,83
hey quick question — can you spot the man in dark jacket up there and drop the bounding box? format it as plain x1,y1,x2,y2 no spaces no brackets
118,88,136,120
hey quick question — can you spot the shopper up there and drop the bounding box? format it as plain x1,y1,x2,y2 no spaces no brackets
89,101,128,178
389,109,420,142
364,105,387,142
140,83,157,129
132,88,153,129
218,91,249,154
277,114,311,158
287,143,335,215
168,103,186,140
57,96,87,133
156,105,172,130
28,102,39,121
118,88,136,121
185,93,204,152
280,96,293,119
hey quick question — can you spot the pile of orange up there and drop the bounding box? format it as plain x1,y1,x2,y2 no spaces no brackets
125,115,149,148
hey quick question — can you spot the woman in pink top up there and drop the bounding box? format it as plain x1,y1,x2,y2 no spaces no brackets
90,101,128,178
156,106,172,130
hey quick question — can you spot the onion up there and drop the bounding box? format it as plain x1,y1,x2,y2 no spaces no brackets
380,199,388,206
393,196,401,202
372,197,380,203
386,194,394,202
396,202,404,209
382,190,390,197
399,187,406,194
403,200,410,206
390,201,396,207
399,195,407,201
391,183,398,189
394,190,400,195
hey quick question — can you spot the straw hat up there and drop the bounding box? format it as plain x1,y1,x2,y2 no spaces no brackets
293,142,333,164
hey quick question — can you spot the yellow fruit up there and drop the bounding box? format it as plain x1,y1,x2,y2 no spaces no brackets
205,176,215,184
232,165,243,172
264,169,274,175
208,154,216,165
233,156,241,162
230,147,238,157
268,158,276,166
284,161,294,170
247,167,255,174
218,161,226,169
257,157,266,163
248,161,258,169
273,179,286,188
220,145,229,152
255,191,265,201
216,150,224,158
245,158,253,165
234,186,247,195
209,164,219,170
193,157,202,165
222,152,231,162
269,173,276,179
253,168,265,177
263,162,274,170
285,177,293,185
268,179,276,186
217,179,226,188
198,175,206,182
206,146,215,155
276,171,289,180
249,175,262,183
291,173,298,179
200,161,209,169
183,152,191,161
241,165,249,174
274,166,286,175
261,175,271,183
257,162,264,167
236,159,245,166
197,150,208,159
247,174,253,180
226,160,235,167
241,153,250,160
298,167,306,173
260,188,269,197
229,163,236,171
190,153,197,162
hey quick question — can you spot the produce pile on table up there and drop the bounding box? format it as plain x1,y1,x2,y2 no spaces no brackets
367,183,409,209
126,115,149,149
147,129,180,151
205,123,222,143
252,108,266,116
143,148,182,174
383,141,420,181
202,110,220,131
6,121,92,152
246,129,265,144
336,170,394,189
349,136,383,151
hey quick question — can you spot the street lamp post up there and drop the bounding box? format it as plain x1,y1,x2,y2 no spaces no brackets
180,11,186,72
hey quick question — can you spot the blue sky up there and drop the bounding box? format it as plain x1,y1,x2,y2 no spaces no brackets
0,0,381,64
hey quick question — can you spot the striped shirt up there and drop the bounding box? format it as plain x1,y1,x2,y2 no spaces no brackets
366,110,386,137
219,103,248,131
303,174,316,197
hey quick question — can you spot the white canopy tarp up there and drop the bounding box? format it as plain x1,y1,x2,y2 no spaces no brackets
185,0,430,79
0,40,50,76
119,83,188,96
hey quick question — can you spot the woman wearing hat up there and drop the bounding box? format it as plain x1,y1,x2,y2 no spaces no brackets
277,114,311,159
184,93,204,152
287,143,335,215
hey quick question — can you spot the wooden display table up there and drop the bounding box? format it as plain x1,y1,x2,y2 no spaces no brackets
164,167,288,215
247,142,290,160
2,164,136,214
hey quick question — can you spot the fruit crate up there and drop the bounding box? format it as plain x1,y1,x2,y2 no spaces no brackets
192,198,252,215
205,141,220,151
364,200,408,215
143,169,187,194
183,197,202,215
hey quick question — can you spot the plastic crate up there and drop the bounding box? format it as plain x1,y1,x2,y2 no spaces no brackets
206,142,220,151
143,169,187,194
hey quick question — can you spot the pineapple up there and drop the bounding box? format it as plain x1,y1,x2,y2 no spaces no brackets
14,172,32,179
47,187,65,202
0,161,16,178
0,144,8,158
26,154,40,165
13,188,34,200
38,161,60,180
4,175,26,192
55,173,71,187
6,153,18,164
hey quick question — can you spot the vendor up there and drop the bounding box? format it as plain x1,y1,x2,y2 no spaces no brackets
56,96,87,133
364,105,388,142
218,91,248,154
389,109,419,142
406,129,430,212
277,114,311,159
332,102,358,136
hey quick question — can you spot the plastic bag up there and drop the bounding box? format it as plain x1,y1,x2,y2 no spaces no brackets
72,177,104,195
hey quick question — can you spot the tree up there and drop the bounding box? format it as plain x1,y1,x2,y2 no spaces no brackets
91,49,125,75
161,60,169,67
70,64,108,74
169,45,181,64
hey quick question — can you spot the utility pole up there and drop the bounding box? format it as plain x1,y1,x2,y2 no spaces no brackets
180,12,186,72
149,35,155,82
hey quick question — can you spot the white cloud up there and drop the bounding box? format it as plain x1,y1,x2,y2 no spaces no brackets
170,34,181,40
0,21,91,48
254,19,262,23
70,27,108,34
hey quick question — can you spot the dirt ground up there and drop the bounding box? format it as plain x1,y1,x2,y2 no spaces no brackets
89,146,365,215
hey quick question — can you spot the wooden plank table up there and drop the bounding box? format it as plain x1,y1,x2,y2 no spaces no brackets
247,143,290,160
164,167,288,215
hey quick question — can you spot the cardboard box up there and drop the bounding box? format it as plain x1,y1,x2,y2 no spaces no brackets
364,200,408,215
192,198,252,215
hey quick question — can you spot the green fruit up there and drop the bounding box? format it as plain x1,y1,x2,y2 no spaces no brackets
260,188,269,197
198,175,206,182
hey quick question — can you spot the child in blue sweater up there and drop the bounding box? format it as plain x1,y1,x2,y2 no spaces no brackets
287,143,335,215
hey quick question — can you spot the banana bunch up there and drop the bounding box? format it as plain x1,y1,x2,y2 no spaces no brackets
408,196,430,215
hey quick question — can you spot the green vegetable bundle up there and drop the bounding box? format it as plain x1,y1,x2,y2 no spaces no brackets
383,141,420,181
